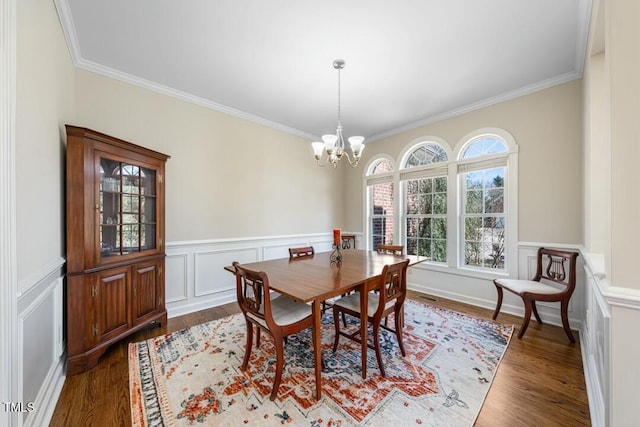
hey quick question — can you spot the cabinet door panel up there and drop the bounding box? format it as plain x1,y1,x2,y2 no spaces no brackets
133,260,162,324
93,267,130,344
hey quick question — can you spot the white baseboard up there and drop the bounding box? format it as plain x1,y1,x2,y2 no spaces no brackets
24,356,65,427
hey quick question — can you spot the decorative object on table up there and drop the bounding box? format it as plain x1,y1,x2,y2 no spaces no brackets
311,59,365,168
330,228,343,264
129,299,513,427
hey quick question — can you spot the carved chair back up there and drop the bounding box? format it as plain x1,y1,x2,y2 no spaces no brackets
289,246,315,258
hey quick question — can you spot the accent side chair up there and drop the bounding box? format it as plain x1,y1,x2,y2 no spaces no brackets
492,247,579,342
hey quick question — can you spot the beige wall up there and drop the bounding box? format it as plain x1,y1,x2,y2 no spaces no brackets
74,70,344,242
344,80,584,246
583,51,610,257
16,0,75,282
607,0,640,289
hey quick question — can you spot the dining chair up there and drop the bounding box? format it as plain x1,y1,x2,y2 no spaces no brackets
331,259,410,377
232,261,314,400
492,247,579,342
376,243,405,327
288,246,314,258
377,244,404,255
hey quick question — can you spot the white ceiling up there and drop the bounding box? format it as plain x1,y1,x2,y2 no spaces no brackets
56,0,591,142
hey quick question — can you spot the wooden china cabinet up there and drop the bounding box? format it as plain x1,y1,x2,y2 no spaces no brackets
65,125,170,375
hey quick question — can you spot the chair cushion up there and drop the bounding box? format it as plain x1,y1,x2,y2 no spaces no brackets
247,295,312,328
495,279,563,295
333,292,396,317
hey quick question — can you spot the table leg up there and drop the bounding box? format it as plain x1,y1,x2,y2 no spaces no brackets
312,300,322,399
360,285,367,379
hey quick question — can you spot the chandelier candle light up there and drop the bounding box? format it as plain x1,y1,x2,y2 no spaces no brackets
312,59,365,168
331,228,343,264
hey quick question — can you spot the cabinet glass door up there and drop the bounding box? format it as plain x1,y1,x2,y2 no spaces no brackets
99,156,157,258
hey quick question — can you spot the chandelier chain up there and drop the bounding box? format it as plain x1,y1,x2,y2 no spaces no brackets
337,66,341,127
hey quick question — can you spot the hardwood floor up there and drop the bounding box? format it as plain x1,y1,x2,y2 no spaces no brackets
49,290,590,426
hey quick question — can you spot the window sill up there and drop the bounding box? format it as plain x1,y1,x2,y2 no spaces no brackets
410,261,510,281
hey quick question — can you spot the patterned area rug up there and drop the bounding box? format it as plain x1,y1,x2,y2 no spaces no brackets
129,300,513,426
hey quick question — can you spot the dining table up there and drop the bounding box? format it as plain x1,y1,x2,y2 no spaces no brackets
225,249,426,400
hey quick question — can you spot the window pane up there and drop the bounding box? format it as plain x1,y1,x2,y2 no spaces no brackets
419,218,430,238
406,238,418,256
462,137,507,159
406,195,418,215
404,143,448,168
465,217,482,242
466,171,483,189
485,189,504,213
433,240,447,262
403,175,447,264
420,194,432,214
433,193,447,214
462,164,506,270
370,183,393,216
371,159,393,175
434,176,447,192
406,218,419,238
433,218,447,239
466,190,483,213
370,181,394,250
419,179,432,193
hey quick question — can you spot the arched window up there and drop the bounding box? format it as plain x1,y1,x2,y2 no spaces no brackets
365,157,395,250
400,142,449,263
456,131,516,271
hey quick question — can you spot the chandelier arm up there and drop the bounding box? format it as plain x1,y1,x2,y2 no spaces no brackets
341,150,360,167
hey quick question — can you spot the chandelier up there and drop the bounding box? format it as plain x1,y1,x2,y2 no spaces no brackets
311,59,365,168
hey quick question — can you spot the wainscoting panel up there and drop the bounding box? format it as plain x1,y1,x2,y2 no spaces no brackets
16,264,66,427
582,262,610,427
194,247,258,297
165,252,188,303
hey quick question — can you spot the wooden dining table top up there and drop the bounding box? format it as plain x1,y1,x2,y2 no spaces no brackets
226,249,426,302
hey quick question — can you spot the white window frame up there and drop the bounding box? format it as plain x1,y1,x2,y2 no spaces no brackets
363,155,396,251
454,128,518,276
398,137,451,264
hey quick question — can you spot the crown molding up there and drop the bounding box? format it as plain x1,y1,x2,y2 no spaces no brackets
53,0,82,63
366,71,582,143
76,58,318,141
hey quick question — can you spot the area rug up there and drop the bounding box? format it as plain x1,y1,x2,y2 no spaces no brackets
129,299,513,426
